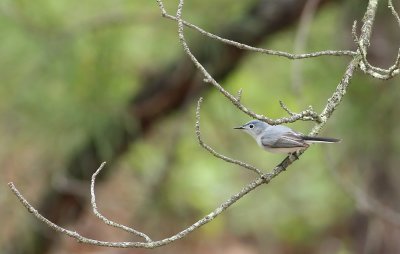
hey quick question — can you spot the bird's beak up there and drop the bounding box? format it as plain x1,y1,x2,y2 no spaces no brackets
234,126,244,130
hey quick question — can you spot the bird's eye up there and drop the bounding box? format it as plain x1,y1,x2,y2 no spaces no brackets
249,124,254,129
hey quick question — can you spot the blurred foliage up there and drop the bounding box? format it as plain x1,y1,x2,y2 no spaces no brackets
1,0,400,254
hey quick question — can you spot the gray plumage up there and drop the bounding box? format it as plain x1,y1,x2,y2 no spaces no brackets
234,120,340,154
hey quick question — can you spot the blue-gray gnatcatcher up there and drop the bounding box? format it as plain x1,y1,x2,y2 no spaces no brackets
234,120,340,154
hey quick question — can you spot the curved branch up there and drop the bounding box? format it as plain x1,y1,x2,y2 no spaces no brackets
8,167,268,248
155,0,356,60
7,0,383,250
195,97,264,176
353,1,400,80
176,0,321,125
311,0,379,136
90,162,152,242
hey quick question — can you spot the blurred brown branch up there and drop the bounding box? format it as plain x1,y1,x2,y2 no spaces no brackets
291,0,321,95
325,153,400,228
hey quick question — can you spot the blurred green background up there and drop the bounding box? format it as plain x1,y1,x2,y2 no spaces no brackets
1,0,400,253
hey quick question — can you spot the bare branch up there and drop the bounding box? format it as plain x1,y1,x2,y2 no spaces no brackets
389,0,400,27
352,2,400,80
236,89,243,103
388,48,400,76
8,168,268,248
387,0,400,79
311,0,379,134
176,0,321,125
7,0,386,250
279,100,295,116
90,162,152,242
9,142,305,248
195,97,264,177
156,0,356,60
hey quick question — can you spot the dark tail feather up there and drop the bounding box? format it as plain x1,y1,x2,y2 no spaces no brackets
301,136,341,143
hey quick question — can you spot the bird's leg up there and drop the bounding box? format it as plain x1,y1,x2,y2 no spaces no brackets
288,152,299,161
276,152,299,170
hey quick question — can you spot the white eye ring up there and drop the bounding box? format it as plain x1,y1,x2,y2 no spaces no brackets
249,124,254,129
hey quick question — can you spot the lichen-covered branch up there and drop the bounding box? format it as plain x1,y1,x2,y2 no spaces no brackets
8,165,269,248
8,0,390,249
195,97,265,176
175,0,321,125
355,0,400,79
90,162,152,243
155,0,356,60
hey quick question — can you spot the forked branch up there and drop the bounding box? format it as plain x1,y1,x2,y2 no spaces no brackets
8,0,392,249
354,0,400,79
90,162,152,243
195,98,265,177
155,0,356,60
7,161,269,248
175,0,322,125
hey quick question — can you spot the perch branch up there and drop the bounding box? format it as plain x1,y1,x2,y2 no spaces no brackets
8,162,284,248
8,0,383,250
310,0,378,136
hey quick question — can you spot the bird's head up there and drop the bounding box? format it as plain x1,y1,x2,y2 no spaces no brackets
234,120,269,139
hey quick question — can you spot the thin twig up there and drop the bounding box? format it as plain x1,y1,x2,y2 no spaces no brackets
175,0,320,125
352,2,400,80
311,0,378,134
8,172,267,248
195,97,264,177
7,0,384,249
155,0,356,60
236,89,243,103
389,0,400,27
90,162,152,242
279,101,295,116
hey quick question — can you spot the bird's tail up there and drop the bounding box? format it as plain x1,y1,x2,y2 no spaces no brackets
301,136,341,143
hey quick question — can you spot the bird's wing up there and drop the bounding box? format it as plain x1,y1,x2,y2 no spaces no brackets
261,131,307,148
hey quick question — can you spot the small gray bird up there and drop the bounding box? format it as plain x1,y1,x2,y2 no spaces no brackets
234,120,340,154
